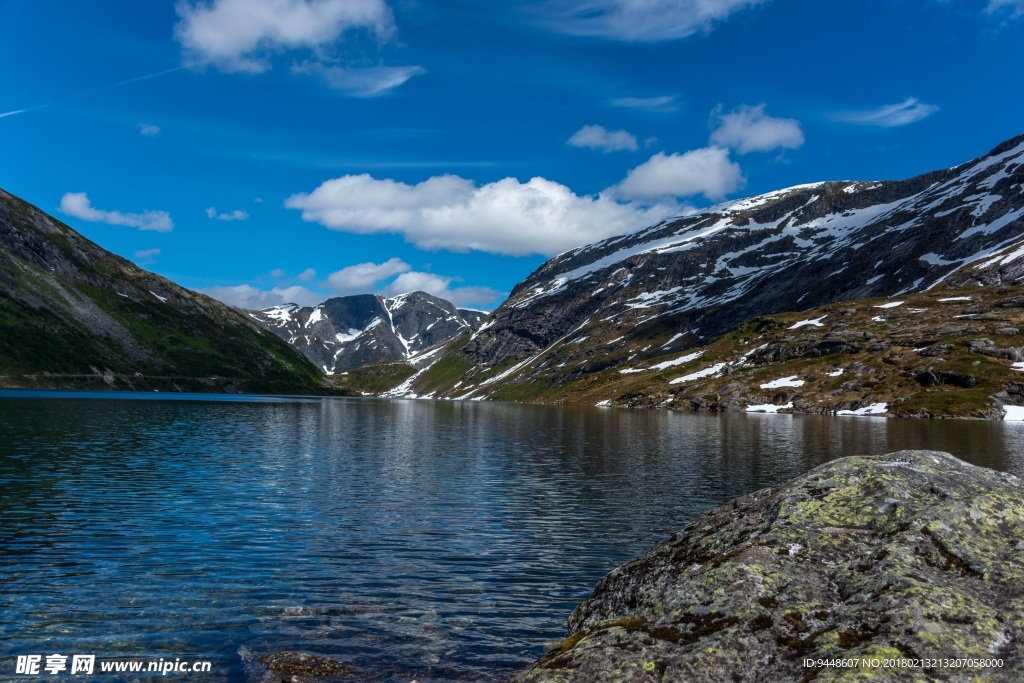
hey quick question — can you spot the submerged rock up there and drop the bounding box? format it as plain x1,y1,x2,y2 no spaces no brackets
515,451,1023,682
257,651,352,680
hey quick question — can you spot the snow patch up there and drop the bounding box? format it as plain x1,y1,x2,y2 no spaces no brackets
760,376,804,389
873,301,904,309
669,362,726,385
789,316,826,329
745,402,793,413
836,403,888,416
1004,405,1024,421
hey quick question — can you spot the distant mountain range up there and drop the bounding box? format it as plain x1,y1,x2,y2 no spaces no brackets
0,188,328,393
246,292,485,375
3,132,1022,415
390,133,1024,418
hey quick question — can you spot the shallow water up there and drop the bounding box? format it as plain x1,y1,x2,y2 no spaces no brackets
1,391,1022,681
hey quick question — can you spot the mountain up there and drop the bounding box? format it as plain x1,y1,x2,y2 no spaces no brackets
0,188,330,393
246,291,485,375
395,133,1024,415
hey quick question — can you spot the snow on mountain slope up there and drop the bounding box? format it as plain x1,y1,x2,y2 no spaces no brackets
404,133,1024,400
247,291,485,374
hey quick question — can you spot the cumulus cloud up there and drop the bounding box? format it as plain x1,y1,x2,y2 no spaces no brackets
286,174,675,256
295,267,317,282
291,61,425,97
567,124,639,152
613,147,744,201
60,192,173,232
201,283,323,309
542,0,767,41
175,0,394,73
327,257,410,294
834,98,939,128
206,207,250,221
610,95,679,112
380,272,503,307
987,0,1024,17
138,123,161,136
709,104,804,154
269,268,287,278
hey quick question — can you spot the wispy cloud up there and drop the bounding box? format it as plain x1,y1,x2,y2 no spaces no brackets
834,98,939,128
987,0,1024,18
291,61,425,97
205,207,249,221
139,123,161,136
60,192,173,232
201,284,324,309
175,0,394,73
133,248,161,265
710,104,804,154
0,109,28,120
610,95,679,113
540,0,768,41
567,124,639,152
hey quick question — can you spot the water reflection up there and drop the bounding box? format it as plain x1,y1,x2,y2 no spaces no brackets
1,392,1022,682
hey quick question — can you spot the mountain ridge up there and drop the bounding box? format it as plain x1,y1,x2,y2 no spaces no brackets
391,133,1024,416
246,291,485,375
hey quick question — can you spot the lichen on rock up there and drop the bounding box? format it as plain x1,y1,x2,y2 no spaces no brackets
514,451,1023,682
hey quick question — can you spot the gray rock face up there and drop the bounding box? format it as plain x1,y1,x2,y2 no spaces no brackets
515,451,1023,683
247,291,484,374
464,134,1024,373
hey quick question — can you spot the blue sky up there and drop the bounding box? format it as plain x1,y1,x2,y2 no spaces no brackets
1,0,1022,310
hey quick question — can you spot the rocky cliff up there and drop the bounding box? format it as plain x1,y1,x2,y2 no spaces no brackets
515,450,1023,683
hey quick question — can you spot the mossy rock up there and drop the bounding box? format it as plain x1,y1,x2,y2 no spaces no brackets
515,451,1024,682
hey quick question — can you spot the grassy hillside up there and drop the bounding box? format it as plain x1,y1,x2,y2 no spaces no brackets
0,188,339,394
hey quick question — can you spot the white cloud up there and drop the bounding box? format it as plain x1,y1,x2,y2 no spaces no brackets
0,109,27,119
610,95,679,112
614,147,744,201
206,207,250,221
327,257,411,294
175,0,394,73
269,268,287,278
567,124,639,152
291,61,425,97
379,272,503,307
709,103,803,154
286,174,675,256
139,123,161,136
987,0,1024,17
295,267,317,281
834,98,940,128
133,248,161,264
201,283,323,308
542,0,767,41
60,192,173,232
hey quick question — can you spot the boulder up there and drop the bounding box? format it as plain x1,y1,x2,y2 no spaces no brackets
514,451,1023,682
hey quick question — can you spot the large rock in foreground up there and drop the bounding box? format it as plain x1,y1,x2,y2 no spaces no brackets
516,451,1023,682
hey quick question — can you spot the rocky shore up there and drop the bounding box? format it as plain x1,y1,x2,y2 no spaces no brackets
514,451,1023,682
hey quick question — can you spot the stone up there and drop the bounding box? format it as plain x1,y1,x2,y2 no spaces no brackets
514,451,1023,683
257,652,352,679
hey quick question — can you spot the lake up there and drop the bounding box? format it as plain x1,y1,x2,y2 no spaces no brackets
2,391,1023,682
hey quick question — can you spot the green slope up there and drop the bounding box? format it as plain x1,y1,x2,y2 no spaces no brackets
0,188,338,394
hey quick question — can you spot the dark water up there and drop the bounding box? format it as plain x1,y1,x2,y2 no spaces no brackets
1,391,1023,682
